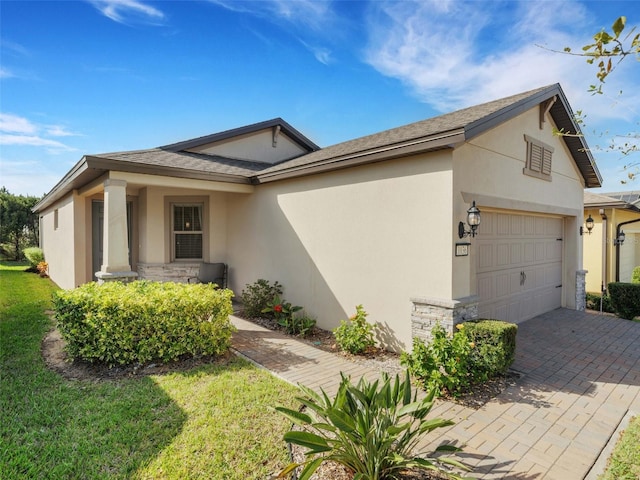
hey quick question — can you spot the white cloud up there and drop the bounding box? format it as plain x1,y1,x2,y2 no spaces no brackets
0,113,37,134
0,134,76,152
88,0,165,25
0,114,78,152
45,125,82,137
0,67,15,79
209,0,337,64
209,0,334,32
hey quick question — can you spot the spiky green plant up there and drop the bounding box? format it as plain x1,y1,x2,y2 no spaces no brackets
276,371,472,480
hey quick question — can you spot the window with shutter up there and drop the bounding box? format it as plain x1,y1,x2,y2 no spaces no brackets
523,135,553,181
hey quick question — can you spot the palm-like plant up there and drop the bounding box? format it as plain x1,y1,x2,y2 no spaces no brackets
276,371,472,480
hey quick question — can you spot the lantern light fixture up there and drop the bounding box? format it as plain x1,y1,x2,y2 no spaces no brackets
458,201,481,239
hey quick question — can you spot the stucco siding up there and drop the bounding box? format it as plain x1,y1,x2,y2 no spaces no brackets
227,152,454,350
40,193,79,289
187,130,307,164
452,107,585,309
585,208,640,291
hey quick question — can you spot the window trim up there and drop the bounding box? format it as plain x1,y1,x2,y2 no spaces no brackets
523,134,553,181
164,196,209,263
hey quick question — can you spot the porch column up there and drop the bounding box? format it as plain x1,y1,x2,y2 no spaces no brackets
95,179,138,283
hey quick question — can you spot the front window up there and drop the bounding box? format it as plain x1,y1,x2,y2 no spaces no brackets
173,204,203,260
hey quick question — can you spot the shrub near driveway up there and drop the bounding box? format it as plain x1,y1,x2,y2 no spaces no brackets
53,281,235,366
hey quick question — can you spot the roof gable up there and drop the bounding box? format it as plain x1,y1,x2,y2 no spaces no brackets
256,84,602,188
162,118,319,164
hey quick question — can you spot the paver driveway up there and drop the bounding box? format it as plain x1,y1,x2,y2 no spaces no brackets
231,308,640,479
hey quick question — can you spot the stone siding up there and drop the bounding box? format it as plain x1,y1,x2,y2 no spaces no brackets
411,295,479,342
576,269,587,311
137,263,200,283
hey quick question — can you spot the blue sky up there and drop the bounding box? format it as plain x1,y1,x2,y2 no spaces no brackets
1,0,638,197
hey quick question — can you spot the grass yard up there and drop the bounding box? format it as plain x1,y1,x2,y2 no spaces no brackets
599,415,640,480
0,262,299,479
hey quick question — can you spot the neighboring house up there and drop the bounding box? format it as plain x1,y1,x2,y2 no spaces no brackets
583,191,640,294
34,83,602,350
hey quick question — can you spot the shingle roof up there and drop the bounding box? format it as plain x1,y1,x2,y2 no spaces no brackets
584,191,640,211
255,84,601,188
34,83,602,213
90,148,268,177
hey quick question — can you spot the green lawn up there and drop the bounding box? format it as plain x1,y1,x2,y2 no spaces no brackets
599,415,640,480
0,263,299,479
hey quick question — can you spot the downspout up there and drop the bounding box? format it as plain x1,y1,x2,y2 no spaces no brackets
615,217,640,281
599,209,607,313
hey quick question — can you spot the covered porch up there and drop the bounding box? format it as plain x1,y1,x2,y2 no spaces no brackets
79,170,254,285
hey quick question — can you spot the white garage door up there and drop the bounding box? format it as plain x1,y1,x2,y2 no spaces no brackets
476,212,563,323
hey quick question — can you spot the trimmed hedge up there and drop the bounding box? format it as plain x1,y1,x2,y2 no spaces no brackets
53,280,235,366
463,320,518,379
586,292,616,313
608,282,640,320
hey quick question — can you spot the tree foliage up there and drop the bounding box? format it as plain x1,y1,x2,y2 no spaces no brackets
0,187,41,260
563,16,640,95
560,16,640,182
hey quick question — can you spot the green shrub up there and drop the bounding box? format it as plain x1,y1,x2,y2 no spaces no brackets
53,280,235,366
632,266,640,284
333,305,376,355
276,371,470,480
401,324,473,396
261,295,315,336
608,282,640,320
283,312,316,337
23,247,44,267
586,292,616,313
241,279,283,318
463,320,517,380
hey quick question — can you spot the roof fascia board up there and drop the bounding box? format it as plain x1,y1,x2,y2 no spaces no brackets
256,130,464,183
108,171,254,193
33,156,91,212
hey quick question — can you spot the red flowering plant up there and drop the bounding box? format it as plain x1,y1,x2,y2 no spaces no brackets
262,295,303,332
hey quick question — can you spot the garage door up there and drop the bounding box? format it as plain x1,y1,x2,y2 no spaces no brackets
476,212,563,323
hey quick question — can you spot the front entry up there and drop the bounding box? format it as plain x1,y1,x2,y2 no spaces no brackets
476,212,563,323
92,201,133,280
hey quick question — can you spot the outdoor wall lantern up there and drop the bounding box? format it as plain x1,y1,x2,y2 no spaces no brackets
582,215,594,236
458,201,481,238
614,230,626,246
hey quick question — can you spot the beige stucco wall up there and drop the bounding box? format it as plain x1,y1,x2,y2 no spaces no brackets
137,186,230,265
584,207,640,291
227,153,453,350
452,106,585,309
40,191,87,289
187,130,308,164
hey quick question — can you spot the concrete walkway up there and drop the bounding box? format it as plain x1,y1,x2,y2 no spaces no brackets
230,309,640,480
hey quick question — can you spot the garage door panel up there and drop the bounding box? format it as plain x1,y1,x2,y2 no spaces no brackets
477,212,563,324
497,214,510,235
511,216,522,235
511,243,522,264
478,244,493,270
497,244,510,266
546,240,562,262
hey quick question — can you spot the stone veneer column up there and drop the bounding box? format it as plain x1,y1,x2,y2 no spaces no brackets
410,295,479,342
576,270,588,311
95,179,138,284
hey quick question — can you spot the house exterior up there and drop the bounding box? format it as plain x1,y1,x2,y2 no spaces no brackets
583,191,640,294
34,83,602,350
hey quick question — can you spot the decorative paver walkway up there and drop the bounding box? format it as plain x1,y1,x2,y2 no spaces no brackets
230,309,640,480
